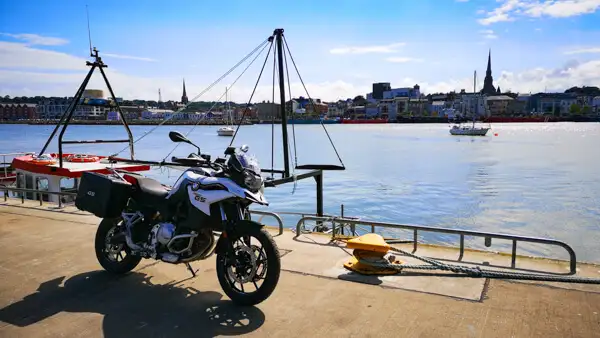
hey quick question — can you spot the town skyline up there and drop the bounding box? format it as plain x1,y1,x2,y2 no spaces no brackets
1,0,600,102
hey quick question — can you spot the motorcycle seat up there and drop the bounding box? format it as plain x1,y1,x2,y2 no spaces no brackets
135,177,170,205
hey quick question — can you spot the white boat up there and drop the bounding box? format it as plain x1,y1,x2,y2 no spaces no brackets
217,87,235,137
449,70,491,137
217,126,235,136
449,124,490,136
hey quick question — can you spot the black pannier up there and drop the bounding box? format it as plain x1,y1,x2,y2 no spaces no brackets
75,171,132,218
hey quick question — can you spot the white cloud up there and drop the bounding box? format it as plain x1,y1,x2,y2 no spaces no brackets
329,42,405,55
564,47,600,54
0,41,86,70
385,57,424,63
0,33,69,46
478,0,600,25
479,29,498,39
2,38,600,102
102,53,158,62
535,27,543,31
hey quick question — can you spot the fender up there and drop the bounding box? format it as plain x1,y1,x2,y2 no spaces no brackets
215,220,265,255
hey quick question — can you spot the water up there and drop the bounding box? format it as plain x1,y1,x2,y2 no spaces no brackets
2,122,600,262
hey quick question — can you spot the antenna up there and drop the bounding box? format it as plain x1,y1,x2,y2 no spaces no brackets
86,5,94,57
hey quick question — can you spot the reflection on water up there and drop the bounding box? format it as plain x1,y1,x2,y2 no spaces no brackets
1,122,599,262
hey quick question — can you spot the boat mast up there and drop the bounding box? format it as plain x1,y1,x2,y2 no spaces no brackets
274,28,290,177
473,70,476,128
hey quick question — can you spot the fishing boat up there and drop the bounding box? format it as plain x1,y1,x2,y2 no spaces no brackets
217,87,235,136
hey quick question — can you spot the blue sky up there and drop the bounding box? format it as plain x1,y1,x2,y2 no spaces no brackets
1,0,599,102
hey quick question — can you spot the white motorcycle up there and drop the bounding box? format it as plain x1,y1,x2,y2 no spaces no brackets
75,131,281,306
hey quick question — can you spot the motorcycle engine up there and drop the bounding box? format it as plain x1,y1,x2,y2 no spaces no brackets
156,222,175,245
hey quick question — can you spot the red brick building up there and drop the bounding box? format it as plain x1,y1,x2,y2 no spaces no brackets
0,103,38,120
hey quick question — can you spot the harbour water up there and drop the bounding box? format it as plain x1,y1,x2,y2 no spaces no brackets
1,122,599,262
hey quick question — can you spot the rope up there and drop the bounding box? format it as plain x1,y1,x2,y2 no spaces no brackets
163,40,272,161
282,35,345,169
356,245,600,284
229,40,275,146
111,38,270,158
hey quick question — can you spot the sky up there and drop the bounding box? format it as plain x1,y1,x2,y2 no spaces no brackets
1,0,600,103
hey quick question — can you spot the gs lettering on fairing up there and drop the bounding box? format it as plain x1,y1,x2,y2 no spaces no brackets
75,131,280,306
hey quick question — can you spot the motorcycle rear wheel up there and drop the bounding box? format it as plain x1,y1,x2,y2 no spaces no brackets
216,226,281,306
94,218,142,274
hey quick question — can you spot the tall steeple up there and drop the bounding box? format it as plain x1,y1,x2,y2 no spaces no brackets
181,78,189,104
482,49,498,96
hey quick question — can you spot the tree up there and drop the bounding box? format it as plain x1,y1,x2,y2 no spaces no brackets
353,95,366,106
569,103,581,115
582,105,592,115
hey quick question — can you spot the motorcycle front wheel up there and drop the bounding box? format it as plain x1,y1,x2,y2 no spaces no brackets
216,226,281,306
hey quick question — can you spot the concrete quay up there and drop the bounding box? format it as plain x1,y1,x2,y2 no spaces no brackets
1,200,599,337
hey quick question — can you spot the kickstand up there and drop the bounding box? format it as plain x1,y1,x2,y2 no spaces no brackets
185,262,198,278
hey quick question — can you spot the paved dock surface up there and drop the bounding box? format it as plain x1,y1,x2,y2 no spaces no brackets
1,201,600,337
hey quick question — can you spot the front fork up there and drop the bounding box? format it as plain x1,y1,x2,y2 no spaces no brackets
219,204,251,263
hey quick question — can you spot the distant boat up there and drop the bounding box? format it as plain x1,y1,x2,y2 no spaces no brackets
449,70,491,136
217,87,235,137
449,124,490,136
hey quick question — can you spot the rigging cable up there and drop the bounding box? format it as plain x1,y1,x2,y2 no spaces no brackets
110,38,270,158
162,40,273,161
283,35,346,169
229,38,275,146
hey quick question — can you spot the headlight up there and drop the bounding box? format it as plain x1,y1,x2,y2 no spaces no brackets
243,170,263,192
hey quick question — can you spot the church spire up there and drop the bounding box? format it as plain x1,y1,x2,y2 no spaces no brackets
181,78,189,104
486,49,492,75
482,49,498,95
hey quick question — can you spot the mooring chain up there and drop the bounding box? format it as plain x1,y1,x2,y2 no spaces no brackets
356,245,600,284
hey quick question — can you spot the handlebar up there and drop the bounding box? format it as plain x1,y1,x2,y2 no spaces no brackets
171,156,207,167
171,156,226,172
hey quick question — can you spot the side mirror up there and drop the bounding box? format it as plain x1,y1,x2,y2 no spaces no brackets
169,131,201,154
169,131,190,143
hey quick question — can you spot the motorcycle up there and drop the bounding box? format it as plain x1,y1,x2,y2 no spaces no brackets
75,131,281,306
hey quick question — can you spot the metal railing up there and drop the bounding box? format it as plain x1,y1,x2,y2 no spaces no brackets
294,215,578,274
1,152,34,179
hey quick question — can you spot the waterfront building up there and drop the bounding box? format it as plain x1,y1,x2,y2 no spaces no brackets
0,103,38,120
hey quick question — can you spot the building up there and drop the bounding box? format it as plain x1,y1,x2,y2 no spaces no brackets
372,82,391,100
141,108,175,120
459,94,489,117
327,103,342,116
593,96,600,114
427,101,446,117
486,95,514,116
0,103,38,120
383,84,421,100
305,101,328,115
254,102,280,120
528,93,577,115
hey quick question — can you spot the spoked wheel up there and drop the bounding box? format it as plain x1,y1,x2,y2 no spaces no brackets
94,218,142,274
216,226,281,306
